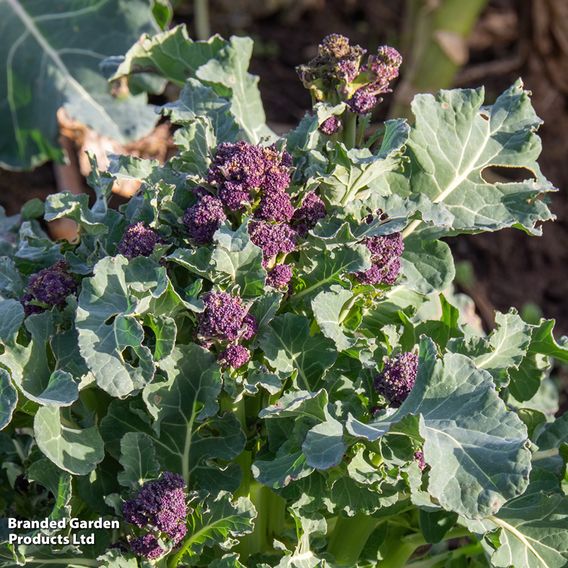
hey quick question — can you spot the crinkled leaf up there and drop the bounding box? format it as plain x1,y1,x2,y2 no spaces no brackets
259,314,337,391
348,337,532,518
34,406,104,475
117,432,160,489
404,81,555,237
311,286,355,352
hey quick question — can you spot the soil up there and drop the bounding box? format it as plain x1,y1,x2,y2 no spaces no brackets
1,0,567,337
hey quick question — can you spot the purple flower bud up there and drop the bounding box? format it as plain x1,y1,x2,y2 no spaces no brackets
208,141,266,210
123,471,187,558
249,221,297,263
218,344,250,369
183,194,226,244
292,192,326,237
241,314,258,341
266,264,293,289
198,291,248,342
335,58,359,82
21,261,77,316
319,34,352,58
347,88,378,114
255,191,295,223
374,352,418,407
118,222,161,259
355,232,404,286
319,116,342,136
414,450,426,471
130,534,165,560
261,146,292,194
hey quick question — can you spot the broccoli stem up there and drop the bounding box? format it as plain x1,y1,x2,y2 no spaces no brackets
343,111,358,149
326,513,382,565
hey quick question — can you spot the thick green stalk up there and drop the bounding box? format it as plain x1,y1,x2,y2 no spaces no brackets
343,112,358,149
378,531,424,568
326,514,382,566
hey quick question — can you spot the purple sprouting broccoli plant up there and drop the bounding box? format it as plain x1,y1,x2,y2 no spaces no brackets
291,192,326,237
198,291,249,342
21,261,77,316
249,221,297,265
355,232,404,285
118,222,161,259
123,471,187,559
266,264,293,290
183,193,227,244
219,344,251,369
375,352,419,407
319,115,342,136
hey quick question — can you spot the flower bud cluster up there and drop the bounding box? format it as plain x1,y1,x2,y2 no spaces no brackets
374,352,418,407
297,34,402,115
118,223,161,259
198,291,257,369
355,232,404,286
21,261,77,316
123,472,187,560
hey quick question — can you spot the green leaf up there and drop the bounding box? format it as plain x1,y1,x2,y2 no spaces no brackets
259,314,337,391
348,337,532,518
2,312,79,407
111,25,227,87
34,406,105,475
28,458,72,520
488,484,568,567
76,256,161,397
117,432,160,489
404,81,555,237
0,299,24,343
0,368,17,430
401,238,455,295
0,258,24,299
253,446,313,489
311,285,355,352
211,223,266,297
319,120,409,206
102,344,245,491
0,0,160,170
196,36,275,143
175,492,255,561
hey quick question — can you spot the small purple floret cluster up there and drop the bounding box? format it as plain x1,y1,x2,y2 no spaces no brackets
198,292,258,369
297,33,402,114
374,352,419,407
118,222,161,259
183,194,227,244
21,261,77,316
123,471,187,560
319,115,342,136
356,232,404,286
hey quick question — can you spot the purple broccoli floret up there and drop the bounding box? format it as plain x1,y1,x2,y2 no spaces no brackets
241,314,258,341
255,191,295,222
249,221,297,263
123,471,187,559
266,264,293,289
218,344,251,369
292,192,326,237
374,352,418,407
355,232,404,285
198,291,248,342
21,261,77,316
414,450,426,471
369,46,402,92
319,116,342,136
261,145,292,194
347,87,378,115
130,534,165,560
118,222,161,259
207,142,292,210
183,194,226,244
319,33,352,58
